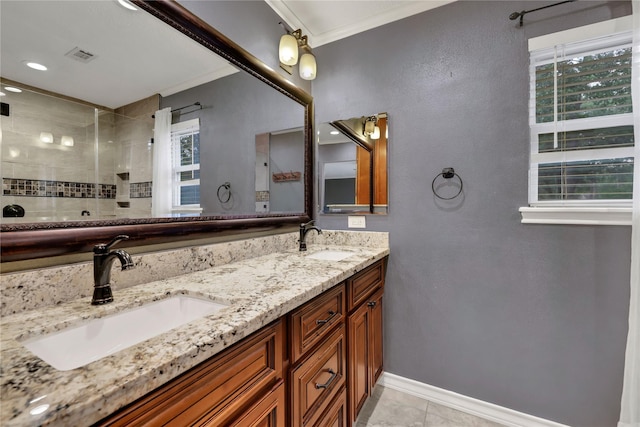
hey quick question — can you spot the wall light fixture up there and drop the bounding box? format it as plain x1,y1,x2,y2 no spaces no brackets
278,25,316,80
363,116,380,140
117,0,138,11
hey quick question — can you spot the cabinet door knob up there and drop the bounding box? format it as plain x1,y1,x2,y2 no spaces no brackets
315,369,337,389
316,310,337,325
367,301,377,307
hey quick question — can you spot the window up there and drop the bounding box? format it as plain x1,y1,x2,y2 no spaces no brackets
171,119,200,213
529,31,634,207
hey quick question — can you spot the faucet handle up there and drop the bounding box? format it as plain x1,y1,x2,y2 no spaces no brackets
94,235,130,254
301,219,315,228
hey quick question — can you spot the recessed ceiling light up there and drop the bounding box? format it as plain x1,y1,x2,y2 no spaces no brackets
4,87,22,93
117,0,138,11
330,131,340,135
0,92,5,97
24,61,47,71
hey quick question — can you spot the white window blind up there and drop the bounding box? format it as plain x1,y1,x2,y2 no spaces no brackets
528,30,634,207
171,119,200,212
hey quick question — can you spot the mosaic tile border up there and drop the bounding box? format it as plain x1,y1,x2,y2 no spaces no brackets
2,178,116,199
130,182,152,198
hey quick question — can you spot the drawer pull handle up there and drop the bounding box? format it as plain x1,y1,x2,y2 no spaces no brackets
367,301,377,307
315,369,337,389
316,310,337,325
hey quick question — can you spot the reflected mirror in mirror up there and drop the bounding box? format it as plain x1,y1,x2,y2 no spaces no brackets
255,128,305,214
0,0,306,224
317,113,388,214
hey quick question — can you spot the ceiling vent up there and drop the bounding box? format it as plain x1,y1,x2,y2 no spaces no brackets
64,47,97,63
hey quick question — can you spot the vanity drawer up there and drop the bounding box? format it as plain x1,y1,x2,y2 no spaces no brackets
346,259,385,312
290,283,345,364
291,324,346,427
96,320,284,427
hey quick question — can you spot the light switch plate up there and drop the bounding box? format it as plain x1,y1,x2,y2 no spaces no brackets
348,215,366,228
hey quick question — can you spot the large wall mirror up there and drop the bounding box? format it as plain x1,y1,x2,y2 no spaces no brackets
317,113,388,215
0,0,313,262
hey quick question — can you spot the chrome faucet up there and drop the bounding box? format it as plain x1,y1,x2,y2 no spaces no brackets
299,220,322,251
92,235,134,305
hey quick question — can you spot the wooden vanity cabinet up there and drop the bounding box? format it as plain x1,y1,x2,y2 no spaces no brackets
289,283,347,427
94,257,387,427
228,379,286,427
346,259,386,424
94,319,285,427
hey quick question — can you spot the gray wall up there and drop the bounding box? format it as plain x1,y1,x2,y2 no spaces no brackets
178,0,311,94
162,71,304,215
269,130,305,213
313,1,632,426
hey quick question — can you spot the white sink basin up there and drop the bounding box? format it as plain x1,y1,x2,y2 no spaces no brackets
21,295,228,371
307,250,354,261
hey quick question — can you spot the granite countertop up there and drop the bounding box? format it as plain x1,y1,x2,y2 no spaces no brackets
0,243,389,426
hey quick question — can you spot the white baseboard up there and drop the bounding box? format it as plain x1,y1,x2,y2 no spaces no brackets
378,372,570,427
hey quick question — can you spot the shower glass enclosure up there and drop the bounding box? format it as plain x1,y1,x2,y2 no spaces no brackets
1,86,155,222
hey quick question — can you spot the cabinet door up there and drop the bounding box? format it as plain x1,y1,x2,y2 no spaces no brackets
347,302,370,423
368,289,384,386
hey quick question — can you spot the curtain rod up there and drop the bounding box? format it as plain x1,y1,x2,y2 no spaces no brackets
509,0,577,27
152,102,202,118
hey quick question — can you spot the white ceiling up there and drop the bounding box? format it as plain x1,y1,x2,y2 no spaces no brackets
1,0,453,109
0,0,235,109
266,0,455,47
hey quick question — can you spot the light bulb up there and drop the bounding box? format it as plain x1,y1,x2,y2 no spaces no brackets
299,53,316,80
279,34,298,66
370,126,381,140
117,0,138,11
61,136,74,147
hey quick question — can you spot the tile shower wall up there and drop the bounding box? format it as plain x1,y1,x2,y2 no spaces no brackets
114,96,156,218
0,87,157,222
1,87,114,221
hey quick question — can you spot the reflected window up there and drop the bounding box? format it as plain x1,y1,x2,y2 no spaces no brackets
171,119,200,210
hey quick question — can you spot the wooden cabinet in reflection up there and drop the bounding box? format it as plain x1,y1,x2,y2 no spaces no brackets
356,116,388,208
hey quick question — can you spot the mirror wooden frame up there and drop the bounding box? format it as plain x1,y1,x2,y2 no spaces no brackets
0,0,313,262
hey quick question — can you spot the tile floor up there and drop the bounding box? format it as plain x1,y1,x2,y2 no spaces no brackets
355,386,507,427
